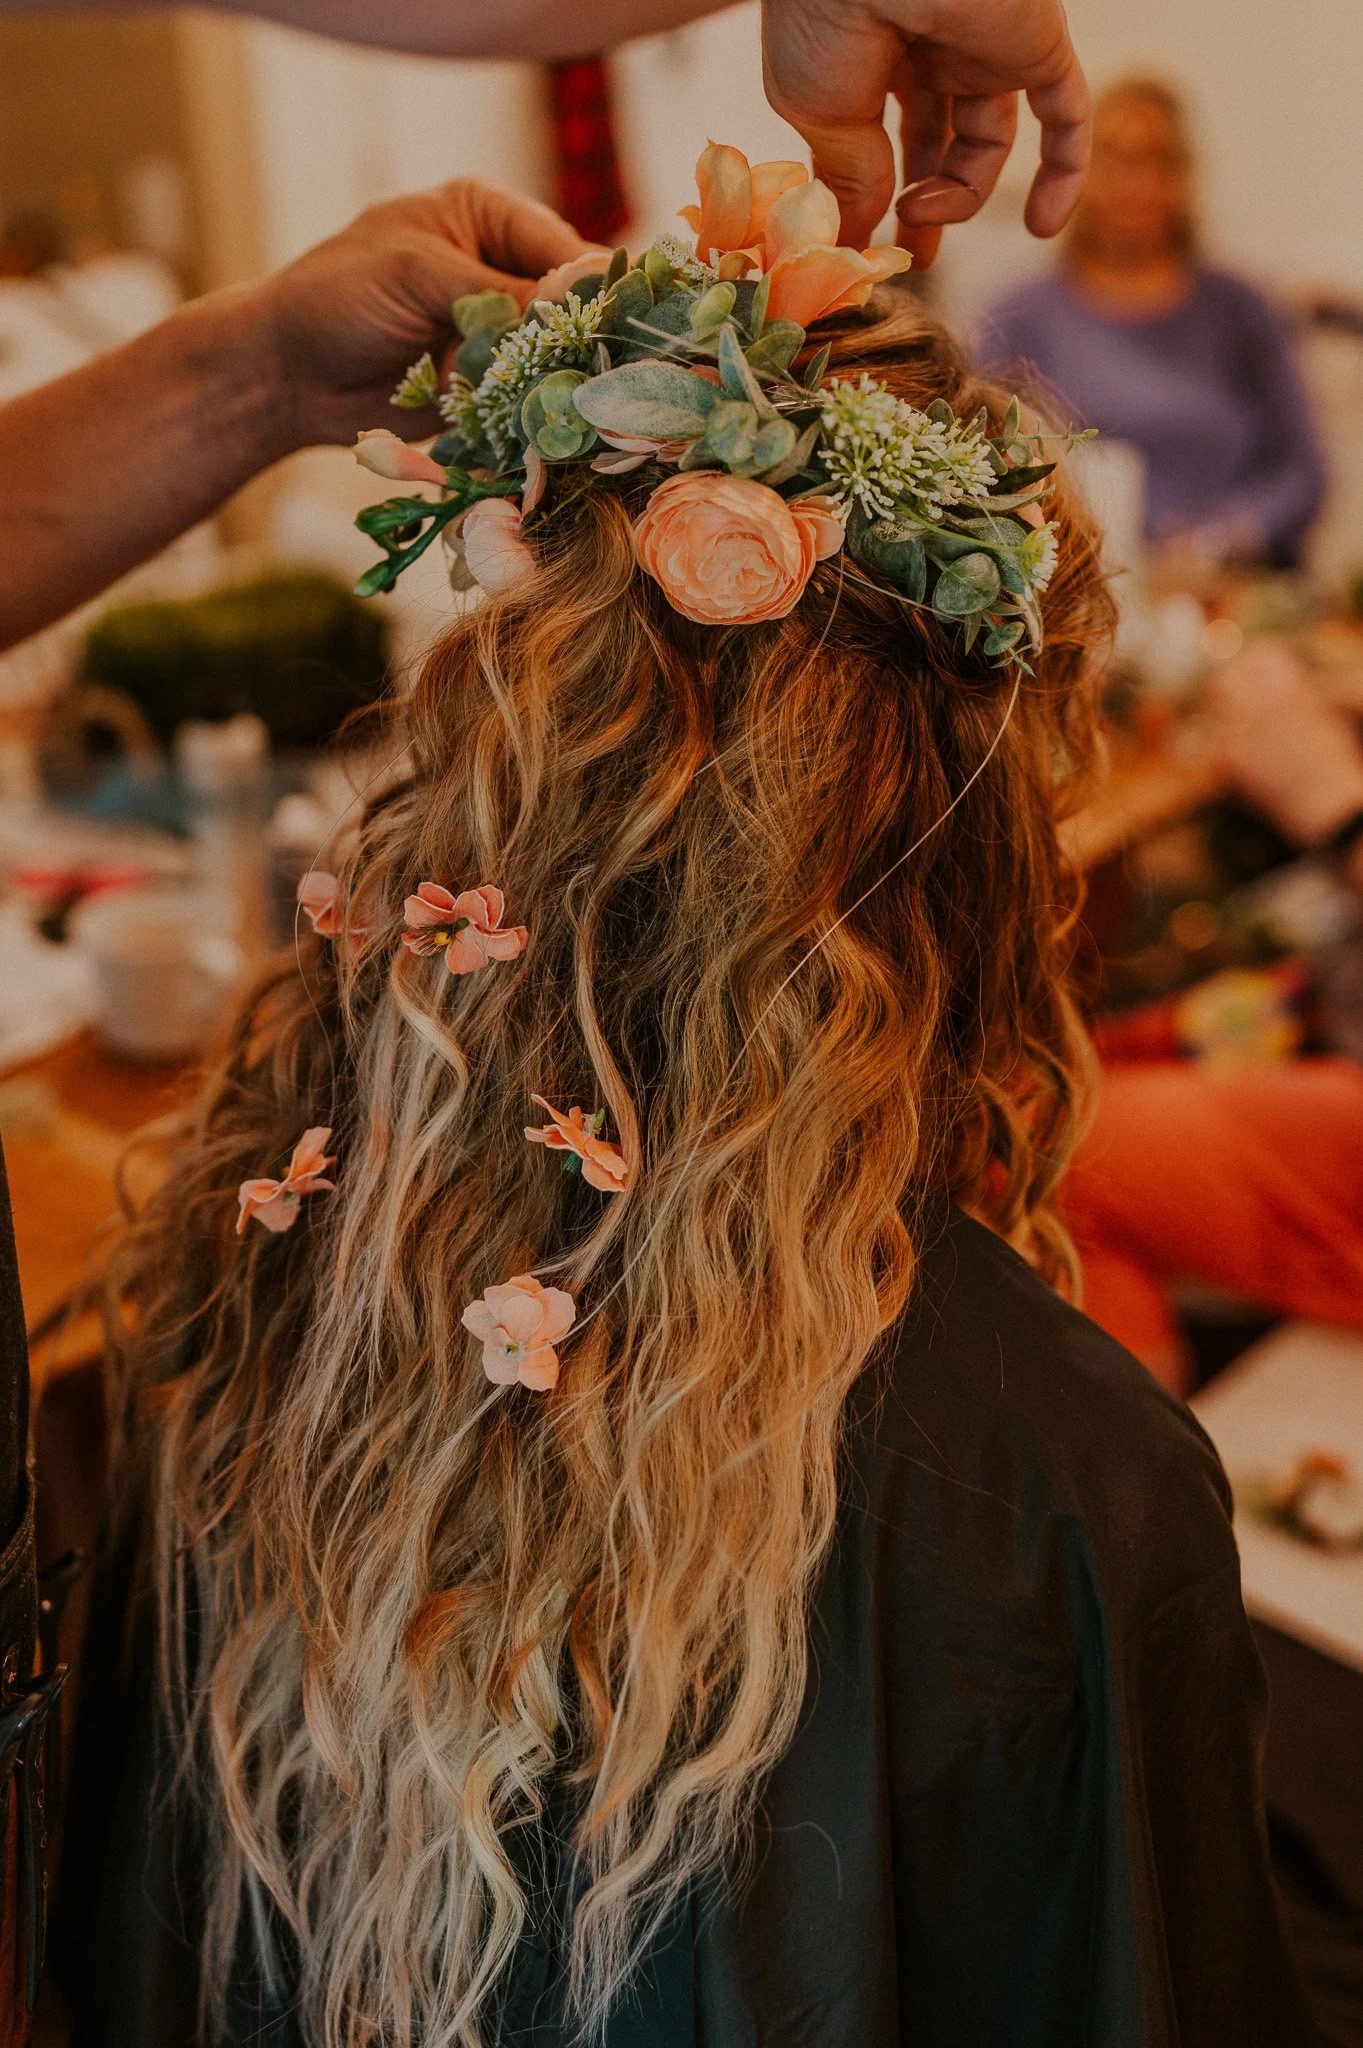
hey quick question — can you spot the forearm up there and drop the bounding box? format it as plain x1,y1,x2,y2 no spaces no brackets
4,0,733,58
0,286,293,651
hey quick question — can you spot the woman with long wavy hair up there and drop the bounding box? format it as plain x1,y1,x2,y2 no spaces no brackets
85,271,1310,2048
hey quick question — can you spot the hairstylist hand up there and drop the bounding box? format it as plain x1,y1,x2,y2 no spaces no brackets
761,0,1091,261
253,179,588,449
0,180,586,649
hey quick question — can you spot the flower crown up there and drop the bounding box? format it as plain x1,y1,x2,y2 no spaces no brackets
352,143,1083,661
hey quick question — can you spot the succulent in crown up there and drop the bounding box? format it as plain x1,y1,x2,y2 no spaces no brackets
352,142,1088,659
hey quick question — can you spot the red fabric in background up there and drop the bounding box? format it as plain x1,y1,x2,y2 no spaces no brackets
548,58,629,246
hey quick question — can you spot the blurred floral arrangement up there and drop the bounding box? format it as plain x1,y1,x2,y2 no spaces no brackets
352,143,1081,658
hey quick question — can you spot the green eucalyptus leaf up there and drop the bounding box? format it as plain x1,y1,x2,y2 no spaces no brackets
991,461,1055,493
568,273,606,304
573,361,719,440
605,247,629,291
717,322,775,417
744,321,804,378
760,420,821,489
803,341,832,390
749,270,772,337
963,613,983,655
925,399,955,429
932,551,1002,617
749,416,798,472
704,399,759,469
960,513,1028,549
678,441,724,471
453,289,520,340
855,522,927,603
1003,396,1021,443
521,369,596,460
691,282,737,341
922,528,984,566
430,430,478,468
984,619,1025,657
454,331,499,385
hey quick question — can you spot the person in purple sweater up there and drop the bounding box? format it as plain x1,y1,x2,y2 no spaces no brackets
982,76,1326,568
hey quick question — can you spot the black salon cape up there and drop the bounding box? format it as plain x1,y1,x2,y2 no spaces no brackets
74,1209,1315,2047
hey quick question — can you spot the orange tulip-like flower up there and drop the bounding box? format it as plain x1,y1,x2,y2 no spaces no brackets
679,144,913,326
635,475,844,625
679,142,807,264
525,1096,630,1193
461,1273,577,1391
237,1127,336,1235
401,882,528,976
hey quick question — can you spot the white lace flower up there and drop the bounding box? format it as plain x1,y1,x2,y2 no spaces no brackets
457,294,608,465
817,375,997,521
1020,521,1060,593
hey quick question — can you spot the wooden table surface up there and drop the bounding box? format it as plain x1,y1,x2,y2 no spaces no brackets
6,740,1229,1386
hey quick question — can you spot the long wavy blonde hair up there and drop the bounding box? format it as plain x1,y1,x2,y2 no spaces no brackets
103,302,1112,2046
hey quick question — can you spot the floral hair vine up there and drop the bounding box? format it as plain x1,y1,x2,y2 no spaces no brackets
352,141,1087,661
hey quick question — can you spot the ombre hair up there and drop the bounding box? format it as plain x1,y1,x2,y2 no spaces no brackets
103,300,1114,2046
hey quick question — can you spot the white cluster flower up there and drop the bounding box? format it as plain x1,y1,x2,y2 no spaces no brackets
652,233,718,289
817,375,998,522
444,293,608,465
1020,521,1060,594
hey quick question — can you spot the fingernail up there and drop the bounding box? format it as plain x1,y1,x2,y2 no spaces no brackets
896,176,978,226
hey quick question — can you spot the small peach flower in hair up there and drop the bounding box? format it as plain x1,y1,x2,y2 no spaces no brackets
296,871,347,939
353,429,449,487
401,882,528,976
462,1273,577,1392
237,1127,335,1235
525,1096,630,1193
461,498,536,594
635,475,844,626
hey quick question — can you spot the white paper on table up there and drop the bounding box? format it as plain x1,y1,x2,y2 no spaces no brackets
1193,1324,1363,1673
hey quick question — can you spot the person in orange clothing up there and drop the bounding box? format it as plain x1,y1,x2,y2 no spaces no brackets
1066,639,1363,1394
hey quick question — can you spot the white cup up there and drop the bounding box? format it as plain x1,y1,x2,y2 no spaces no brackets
68,887,245,1061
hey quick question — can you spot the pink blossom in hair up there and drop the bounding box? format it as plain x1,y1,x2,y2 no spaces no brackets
400,883,527,975
237,1127,335,1235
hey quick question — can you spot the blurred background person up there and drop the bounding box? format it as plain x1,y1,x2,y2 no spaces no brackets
1064,637,1363,1395
982,75,1326,570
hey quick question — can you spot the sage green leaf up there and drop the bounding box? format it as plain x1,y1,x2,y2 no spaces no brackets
717,323,776,417
453,289,520,340
691,282,737,341
803,341,832,390
567,273,606,304
749,270,772,336
573,361,718,440
989,461,1055,493
961,514,1028,549
925,398,955,429
430,430,478,467
643,244,678,293
921,528,983,565
601,269,655,340
678,441,724,471
749,417,798,472
932,552,1002,617
744,321,804,378
704,400,759,468
963,614,983,655
604,247,629,291
1002,396,1021,444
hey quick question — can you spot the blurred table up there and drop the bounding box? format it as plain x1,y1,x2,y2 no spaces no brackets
1060,744,1226,870
2,1033,192,1388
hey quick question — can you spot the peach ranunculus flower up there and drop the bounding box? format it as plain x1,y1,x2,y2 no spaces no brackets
401,882,528,976
237,1127,336,1235
635,475,844,625
354,429,448,486
461,498,537,594
678,144,913,328
525,1096,630,1193
462,1273,577,1391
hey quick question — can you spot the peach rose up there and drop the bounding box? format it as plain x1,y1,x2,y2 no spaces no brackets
462,498,536,594
461,1273,577,1391
525,1097,630,1193
353,429,448,486
401,881,528,975
237,1126,335,1235
635,476,844,625
678,142,806,265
